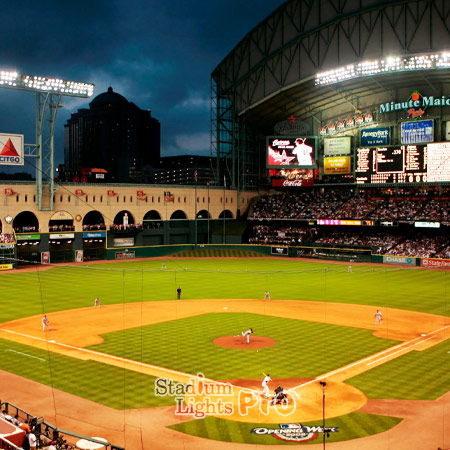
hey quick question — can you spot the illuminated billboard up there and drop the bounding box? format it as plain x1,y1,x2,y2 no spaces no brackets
355,143,450,184
0,133,24,166
267,136,317,169
323,156,351,174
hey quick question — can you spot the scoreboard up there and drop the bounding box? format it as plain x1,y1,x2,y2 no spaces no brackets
355,143,450,184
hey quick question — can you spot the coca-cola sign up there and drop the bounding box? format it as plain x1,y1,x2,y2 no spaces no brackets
272,178,314,187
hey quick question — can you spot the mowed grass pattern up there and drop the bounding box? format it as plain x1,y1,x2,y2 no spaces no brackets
348,338,450,400
0,338,174,409
88,312,400,379
168,412,402,445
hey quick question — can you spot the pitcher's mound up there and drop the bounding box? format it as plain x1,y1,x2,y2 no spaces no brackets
214,335,276,349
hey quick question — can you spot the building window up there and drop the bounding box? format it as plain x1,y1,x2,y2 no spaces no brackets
93,196,96,203
100,196,103,202
123,196,126,202
24,195,27,202
86,196,89,202
68,196,71,202
130,196,132,202
16,195,19,202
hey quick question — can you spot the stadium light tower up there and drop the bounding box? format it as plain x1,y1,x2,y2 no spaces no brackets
0,70,94,210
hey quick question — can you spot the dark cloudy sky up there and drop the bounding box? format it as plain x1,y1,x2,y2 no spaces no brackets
0,0,283,173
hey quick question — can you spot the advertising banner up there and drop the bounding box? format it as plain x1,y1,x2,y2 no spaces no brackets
360,127,390,146
383,255,416,265
113,237,135,247
41,252,50,264
115,251,136,259
0,264,13,271
271,247,288,256
16,234,41,241
323,137,351,156
83,232,106,238
49,233,74,239
421,258,450,268
0,133,24,166
401,119,433,144
323,156,351,174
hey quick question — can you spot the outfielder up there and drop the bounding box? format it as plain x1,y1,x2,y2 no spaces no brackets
241,328,254,344
374,309,382,325
262,373,272,398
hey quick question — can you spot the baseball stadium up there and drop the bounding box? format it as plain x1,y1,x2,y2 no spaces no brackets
0,1,450,450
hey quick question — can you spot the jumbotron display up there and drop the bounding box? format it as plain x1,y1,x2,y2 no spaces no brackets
267,136,317,169
355,143,450,184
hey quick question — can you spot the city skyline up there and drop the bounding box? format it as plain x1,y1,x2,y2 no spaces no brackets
0,0,283,174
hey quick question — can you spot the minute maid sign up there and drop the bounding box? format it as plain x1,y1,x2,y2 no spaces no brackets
380,90,450,119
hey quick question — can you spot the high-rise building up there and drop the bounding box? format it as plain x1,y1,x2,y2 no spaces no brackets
64,87,160,183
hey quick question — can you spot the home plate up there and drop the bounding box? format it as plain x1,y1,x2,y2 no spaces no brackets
223,307,228,310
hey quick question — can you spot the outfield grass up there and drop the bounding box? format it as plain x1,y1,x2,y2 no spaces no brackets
168,412,402,445
0,258,448,444
2,259,448,323
88,312,400,380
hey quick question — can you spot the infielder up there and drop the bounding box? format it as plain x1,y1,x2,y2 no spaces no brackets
374,309,382,325
94,297,100,307
262,373,272,398
241,328,254,344
264,291,271,300
42,315,50,331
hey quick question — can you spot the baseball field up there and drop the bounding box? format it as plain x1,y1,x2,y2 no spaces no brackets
0,254,449,449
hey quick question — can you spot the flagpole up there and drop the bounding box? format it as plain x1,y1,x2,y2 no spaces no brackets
207,178,210,245
194,169,198,246
223,174,226,244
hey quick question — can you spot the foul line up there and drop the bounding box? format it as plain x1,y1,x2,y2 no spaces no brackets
0,329,257,395
288,325,450,393
6,349,46,362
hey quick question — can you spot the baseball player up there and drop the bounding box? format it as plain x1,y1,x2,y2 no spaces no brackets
161,263,166,269
264,291,271,300
374,309,382,325
347,265,352,273
94,297,100,307
262,373,272,398
241,328,254,344
42,315,50,331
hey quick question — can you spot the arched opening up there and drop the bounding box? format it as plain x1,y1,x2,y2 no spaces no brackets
49,210,74,232
196,209,211,219
143,210,162,230
82,211,106,261
13,211,40,264
82,211,106,231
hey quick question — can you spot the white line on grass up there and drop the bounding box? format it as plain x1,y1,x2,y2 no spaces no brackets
287,325,450,393
6,349,46,362
0,329,257,394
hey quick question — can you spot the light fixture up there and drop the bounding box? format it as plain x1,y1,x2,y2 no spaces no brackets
0,70,94,97
315,52,450,86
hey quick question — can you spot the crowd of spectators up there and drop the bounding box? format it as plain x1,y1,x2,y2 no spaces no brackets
48,224,75,232
14,225,38,233
250,188,450,223
82,224,106,231
248,224,318,246
0,233,15,243
248,188,450,258
110,223,143,231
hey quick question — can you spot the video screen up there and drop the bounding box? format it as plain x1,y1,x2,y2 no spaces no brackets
267,136,317,169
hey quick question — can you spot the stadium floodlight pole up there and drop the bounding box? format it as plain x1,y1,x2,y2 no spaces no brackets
0,70,94,211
